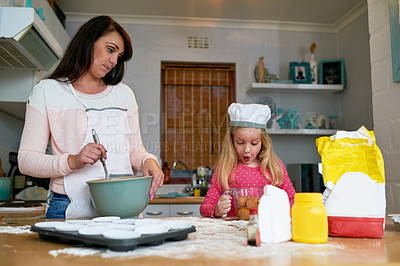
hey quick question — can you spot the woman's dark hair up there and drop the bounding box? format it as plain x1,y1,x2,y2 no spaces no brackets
48,15,133,85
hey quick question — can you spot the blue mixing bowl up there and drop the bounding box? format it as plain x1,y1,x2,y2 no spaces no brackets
87,175,153,218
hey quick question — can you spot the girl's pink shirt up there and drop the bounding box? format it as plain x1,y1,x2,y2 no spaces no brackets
200,161,296,218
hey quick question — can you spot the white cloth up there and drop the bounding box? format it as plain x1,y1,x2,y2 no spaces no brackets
258,185,292,243
228,103,271,129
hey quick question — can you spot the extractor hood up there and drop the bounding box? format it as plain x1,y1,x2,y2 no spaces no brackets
0,6,70,71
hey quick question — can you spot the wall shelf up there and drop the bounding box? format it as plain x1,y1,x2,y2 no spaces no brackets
247,83,344,93
267,128,338,135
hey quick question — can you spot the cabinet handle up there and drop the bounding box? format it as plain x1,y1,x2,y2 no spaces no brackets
176,211,193,216
145,211,163,216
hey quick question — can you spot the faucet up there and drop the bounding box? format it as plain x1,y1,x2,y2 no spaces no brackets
172,160,196,191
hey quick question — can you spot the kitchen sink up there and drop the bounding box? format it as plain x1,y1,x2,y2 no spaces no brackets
157,192,190,198
155,184,190,198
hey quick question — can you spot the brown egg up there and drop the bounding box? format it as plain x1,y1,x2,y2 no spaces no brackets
237,208,250,220
246,196,260,208
237,196,248,207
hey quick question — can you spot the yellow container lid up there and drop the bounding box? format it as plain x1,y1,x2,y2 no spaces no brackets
294,192,322,202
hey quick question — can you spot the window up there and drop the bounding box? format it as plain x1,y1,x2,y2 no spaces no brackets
161,63,235,170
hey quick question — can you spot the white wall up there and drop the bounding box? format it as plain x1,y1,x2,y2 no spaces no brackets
338,12,373,131
64,20,354,164
0,7,371,173
368,0,400,213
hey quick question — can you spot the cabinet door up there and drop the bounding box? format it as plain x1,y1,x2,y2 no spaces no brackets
170,204,201,217
142,204,169,218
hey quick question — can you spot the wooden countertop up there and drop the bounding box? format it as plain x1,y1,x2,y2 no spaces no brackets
1,213,400,266
149,196,204,204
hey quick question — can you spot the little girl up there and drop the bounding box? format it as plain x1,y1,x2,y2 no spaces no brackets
200,103,296,218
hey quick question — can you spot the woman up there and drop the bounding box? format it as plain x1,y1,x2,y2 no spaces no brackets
18,16,164,219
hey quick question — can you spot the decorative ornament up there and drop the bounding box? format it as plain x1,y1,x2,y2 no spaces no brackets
254,57,278,83
310,43,318,84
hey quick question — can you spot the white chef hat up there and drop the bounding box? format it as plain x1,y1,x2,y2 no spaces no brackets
228,103,271,129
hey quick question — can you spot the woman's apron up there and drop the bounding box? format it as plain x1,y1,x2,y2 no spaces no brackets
64,83,133,219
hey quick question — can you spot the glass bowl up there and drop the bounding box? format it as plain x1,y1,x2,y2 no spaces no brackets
233,187,264,220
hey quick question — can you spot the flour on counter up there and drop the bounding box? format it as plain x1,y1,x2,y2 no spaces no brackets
45,217,345,260
49,247,103,257
0,225,34,234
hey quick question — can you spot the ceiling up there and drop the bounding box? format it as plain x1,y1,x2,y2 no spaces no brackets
56,0,366,26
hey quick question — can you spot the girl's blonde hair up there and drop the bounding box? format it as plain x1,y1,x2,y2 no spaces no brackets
215,126,283,189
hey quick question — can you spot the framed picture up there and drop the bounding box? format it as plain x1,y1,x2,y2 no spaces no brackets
389,0,400,82
289,62,311,84
319,59,345,86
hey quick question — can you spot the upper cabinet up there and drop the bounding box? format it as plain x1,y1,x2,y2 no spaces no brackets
0,0,70,119
0,0,70,71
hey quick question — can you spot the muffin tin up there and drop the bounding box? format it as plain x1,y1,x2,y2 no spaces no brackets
31,219,196,251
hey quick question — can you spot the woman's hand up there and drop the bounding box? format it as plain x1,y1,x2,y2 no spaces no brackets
143,158,164,200
67,143,107,170
214,194,232,217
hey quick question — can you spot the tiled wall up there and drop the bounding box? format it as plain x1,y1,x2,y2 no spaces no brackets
368,0,400,213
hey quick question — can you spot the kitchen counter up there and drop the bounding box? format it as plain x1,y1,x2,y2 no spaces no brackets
1,212,400,266
149,196,204,204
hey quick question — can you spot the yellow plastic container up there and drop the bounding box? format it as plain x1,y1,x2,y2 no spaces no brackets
291,193,328,244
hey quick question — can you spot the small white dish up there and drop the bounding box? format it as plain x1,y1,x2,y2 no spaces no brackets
162,220,192,230
92,216,121,223
65,219,93,225
55,223,85,232
78,226,112,236
103,229,142,239
135,224,169,235
109,223,137,230
112,219,137,225
134,219,163,226
34,221,65,229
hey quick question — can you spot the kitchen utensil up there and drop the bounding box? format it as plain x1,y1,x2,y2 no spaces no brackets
232,187,264,220
87,175,153,218
31,220,196,251
91,129,110,180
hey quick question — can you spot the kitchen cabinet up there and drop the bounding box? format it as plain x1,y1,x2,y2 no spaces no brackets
0,70,47,119
170,204,201,217
143,203,201,218
142,204,170,218
247,82,344,135
0,0,69,120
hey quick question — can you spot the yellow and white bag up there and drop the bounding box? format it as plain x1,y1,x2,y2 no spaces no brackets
316,126,385,238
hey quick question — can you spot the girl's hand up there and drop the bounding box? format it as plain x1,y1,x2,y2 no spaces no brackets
142,158,164,200
68,143,107,170
214,194,232,217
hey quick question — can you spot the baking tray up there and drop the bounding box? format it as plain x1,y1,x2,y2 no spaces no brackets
31,225,196,251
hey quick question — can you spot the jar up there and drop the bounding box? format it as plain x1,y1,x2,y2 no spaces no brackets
329,115,337,129
305,112,317,129
291,193,328,244
247,208,261,246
